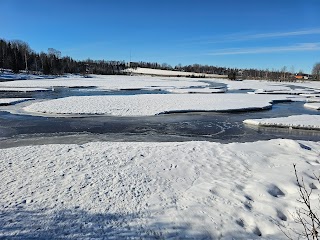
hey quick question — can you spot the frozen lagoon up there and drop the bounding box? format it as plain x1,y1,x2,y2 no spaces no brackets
0,75,319,146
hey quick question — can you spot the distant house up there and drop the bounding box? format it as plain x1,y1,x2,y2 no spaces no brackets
295,73,310,80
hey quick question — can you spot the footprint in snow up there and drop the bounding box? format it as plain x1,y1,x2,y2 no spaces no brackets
299,143,312,151
276,209,287,221
244,194,253,201
253,226,262,236
236,218,245,228
243,202,252,211
267,184,285,198
309,182,318,190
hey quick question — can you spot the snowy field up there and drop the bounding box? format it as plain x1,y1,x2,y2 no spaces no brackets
1,139,320,239
125,67,228,78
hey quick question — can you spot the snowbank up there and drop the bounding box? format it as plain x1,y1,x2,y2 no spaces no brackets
0,98,33,106
304,103,320,110
23,94,289,116
244,115,320,130
1,139,319,239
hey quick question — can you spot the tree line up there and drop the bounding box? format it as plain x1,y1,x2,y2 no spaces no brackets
131,61,320,81
0,39,126,75
1,38,319,80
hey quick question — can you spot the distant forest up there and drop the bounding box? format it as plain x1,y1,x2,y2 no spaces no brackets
0,39,126,75
0,38,318,80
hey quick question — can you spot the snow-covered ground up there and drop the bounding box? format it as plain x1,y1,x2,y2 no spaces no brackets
23,94,289,116
1,73,320,95
1,139,319,239
244,115,320,130
1,72,320,239
125,67,227,78
0,98,33,106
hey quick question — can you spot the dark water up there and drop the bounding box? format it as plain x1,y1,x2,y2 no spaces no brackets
0,87,168,99
0,85,319,148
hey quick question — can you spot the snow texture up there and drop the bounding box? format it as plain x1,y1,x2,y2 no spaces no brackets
1,139,320,239
23,94,289,116
244,115,320,130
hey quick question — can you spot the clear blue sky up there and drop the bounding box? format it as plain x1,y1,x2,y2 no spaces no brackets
1,0,320,73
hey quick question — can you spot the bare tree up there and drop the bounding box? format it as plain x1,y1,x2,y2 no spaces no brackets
312,63,320,81
280,164,320,239
281,66,288,81
48,48,61,59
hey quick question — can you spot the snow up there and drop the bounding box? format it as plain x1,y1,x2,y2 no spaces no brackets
306,97,320,103
0,87,50,92
205,78,320,92
0,98,33,106
1,139,319,239
244,115,320,130
126,67,227,78
304,103,320,110
1,74,320,96
300,93,320,98
214,79,292,91
23,94,289,116
0,75,210,91
166,87,227,94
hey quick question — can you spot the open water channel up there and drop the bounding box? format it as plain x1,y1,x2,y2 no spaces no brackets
0,83,320,148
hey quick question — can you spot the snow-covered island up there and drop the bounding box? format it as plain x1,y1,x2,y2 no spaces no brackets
23,94,290,116
244,115,320,130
